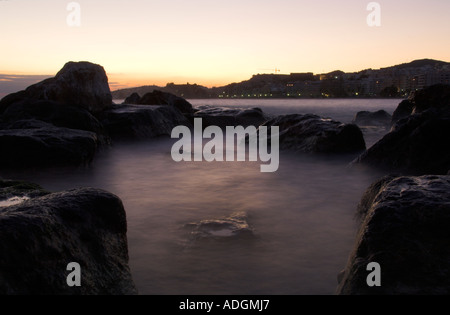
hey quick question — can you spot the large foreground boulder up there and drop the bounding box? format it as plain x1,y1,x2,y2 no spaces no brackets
354,109,450,175
0,62,112,114
259,114,366,154
193,106,269,128
0,187,137,295
99,104,191,140
337,175,450,295
0,120,99,168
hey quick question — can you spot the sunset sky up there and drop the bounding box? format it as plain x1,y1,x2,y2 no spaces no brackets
1,0,449,94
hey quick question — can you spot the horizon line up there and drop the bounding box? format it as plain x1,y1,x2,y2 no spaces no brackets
1,58,449,95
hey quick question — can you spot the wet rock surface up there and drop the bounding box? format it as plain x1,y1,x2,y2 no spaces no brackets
0,179,49,206
99,104,191,140
193,106,269,128
0,187,137,295
260,114,366,154
0,120,99,168
337,175,450,295
185,212,254,240
0,99,109,144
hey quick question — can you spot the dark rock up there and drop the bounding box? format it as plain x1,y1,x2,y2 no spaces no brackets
353,110,392,127
260,114,366,154
193,106,268,128
123,93,141,105
0,61,112,114
99,104,190,140
337,175,450,295
138,90,193,114
0,179,49,206
1,99,109,143
391,100,414,125
0,187,137,295
185,212,254,240
354,109,450,175
0,90,29,114
0,120,99,168
412,84,450,113
391,84,450,124
355,175,398,218
356,86,450,174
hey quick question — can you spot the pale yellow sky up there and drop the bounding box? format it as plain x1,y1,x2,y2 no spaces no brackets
1,0,449,90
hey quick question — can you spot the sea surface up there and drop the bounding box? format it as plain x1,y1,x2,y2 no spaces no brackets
4,99,401,295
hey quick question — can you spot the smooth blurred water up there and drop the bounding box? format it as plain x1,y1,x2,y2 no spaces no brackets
2,98,400,295
192,98,397,119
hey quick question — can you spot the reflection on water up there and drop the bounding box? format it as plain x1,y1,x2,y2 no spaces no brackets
0,99,399,295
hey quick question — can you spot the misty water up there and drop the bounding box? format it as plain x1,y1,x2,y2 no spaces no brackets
3,99,400,295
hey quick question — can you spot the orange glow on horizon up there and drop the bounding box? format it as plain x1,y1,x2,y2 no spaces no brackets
106,73,251,91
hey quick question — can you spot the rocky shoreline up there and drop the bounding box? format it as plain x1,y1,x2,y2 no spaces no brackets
339,84,450,295
1,61,449,295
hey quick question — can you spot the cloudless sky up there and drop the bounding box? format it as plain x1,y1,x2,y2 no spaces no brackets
1,0,449,89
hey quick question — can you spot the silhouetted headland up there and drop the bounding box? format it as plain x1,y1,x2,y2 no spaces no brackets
112,59,450,99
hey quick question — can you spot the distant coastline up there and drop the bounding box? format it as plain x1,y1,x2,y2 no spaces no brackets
113,97,406,103
112,59,450,100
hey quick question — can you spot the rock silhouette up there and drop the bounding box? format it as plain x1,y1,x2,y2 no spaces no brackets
353,110,392,127
0,62,112,114
123,90,194,114
391,84,450,124
355,85,450,175
193,106,269,128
